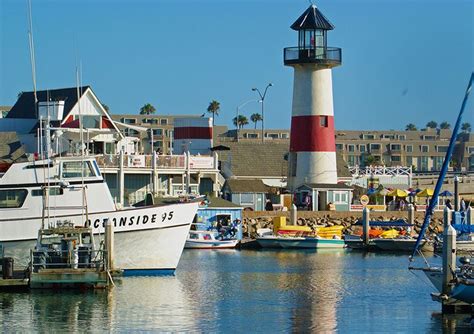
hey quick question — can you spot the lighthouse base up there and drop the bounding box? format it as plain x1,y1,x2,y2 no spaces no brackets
289,151,338,190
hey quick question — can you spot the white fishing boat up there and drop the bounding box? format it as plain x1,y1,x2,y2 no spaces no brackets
0,156,198,275
372,237,434,252
185,230,239,249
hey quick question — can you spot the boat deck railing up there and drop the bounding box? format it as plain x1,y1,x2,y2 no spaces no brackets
30,249,107,273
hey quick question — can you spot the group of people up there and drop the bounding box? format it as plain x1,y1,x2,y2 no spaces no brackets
445,198,469,214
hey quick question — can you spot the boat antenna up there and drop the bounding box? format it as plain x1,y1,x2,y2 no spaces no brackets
410,72,474,260
27,0,38,118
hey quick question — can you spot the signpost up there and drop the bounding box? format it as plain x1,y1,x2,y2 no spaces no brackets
360,194,369,207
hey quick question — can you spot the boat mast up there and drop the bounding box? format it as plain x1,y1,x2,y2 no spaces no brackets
410,73,474,259
27,0,38,119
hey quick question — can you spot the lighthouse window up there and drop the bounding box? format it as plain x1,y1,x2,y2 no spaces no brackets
320,116,328,127
0,189,28,208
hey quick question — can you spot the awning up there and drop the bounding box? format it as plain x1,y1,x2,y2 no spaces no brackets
387,189,409,197
417,188,434,197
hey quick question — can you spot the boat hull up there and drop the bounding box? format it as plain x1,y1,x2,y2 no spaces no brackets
279,238,345,249
372,238,434,252
0,202,198,273
184,239,239,249
256,237,282,248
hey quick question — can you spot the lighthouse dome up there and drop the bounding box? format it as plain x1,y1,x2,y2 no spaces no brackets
290,4,334,31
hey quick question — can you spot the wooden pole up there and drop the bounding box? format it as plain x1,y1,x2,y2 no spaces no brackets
442,207,456,297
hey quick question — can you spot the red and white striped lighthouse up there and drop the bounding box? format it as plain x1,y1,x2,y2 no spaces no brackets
284,4,342,190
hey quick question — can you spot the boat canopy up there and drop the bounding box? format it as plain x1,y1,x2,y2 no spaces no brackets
452,224,474,234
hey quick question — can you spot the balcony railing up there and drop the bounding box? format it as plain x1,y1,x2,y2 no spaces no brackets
96,154,216,170
284,47,342,66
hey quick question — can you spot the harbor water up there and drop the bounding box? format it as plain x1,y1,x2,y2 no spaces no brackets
1,250,472,332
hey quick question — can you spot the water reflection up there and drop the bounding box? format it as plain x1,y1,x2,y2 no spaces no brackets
0,250,470,332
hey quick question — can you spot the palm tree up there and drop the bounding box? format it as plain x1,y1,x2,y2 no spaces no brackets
140,103,156,115
102,104,110,112
439,121,451,129
426,121,437,129
207,100,220,126
461,122,472,133
233,115,249,129
405,123,417,131
250,113,263,129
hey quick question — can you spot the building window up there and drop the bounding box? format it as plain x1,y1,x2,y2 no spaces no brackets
406,156,413,166
143,118,158,124
382,134,395,140
347,144,355,152
246,133,258,139
468,147,474,154
419,156,429,171
359,145,366,153
421,145,429,153
335,144,343,150
390,144,401,151
423,135,436,140
370,143,381,151
436,146,448,153
348,155,357,166
433,156,444,170
320,116,328,127
155,141,163,147
0,189,28,208
406,145,413,153
105,142,115,154
123,118,136,124
363,134,375,140
334,191,347,204
160,119,168,125
153,129,163,136
398,135,406,140
281,133,289,139
391,155,401,162
240,193,254,204
267,133,279,139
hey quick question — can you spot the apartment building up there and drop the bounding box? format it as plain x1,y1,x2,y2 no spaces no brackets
218,127,474,172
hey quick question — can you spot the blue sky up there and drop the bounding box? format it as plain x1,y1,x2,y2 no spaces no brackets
1,0,473,131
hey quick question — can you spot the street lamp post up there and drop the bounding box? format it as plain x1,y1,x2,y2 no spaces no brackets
235,99,259,142
252,83,273,143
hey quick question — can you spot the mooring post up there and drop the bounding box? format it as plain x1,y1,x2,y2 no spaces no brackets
408,203,414,227
454,176,459,211
105,219,114,271
442,207,456,298
467,206,472,226
362,207,370,246
290,204,297,226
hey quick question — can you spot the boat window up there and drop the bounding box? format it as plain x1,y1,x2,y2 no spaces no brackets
62,161,96,178
0,189,28,208
189,233,200,240
92,160,101,177
32,188,64,196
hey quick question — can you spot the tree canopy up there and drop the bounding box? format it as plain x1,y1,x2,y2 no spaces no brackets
439,121,451,129
140,103,156,115
233,115,249,129
405,123,417,131
207,100,220,126
461,122,471,133
426,121,437,129
250,113,262,129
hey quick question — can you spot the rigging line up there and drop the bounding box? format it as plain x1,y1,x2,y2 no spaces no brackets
76,67,86,227
26,0,38,117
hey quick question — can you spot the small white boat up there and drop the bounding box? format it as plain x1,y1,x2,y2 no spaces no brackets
185,230,239,249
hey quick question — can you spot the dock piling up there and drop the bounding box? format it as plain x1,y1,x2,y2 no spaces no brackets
105,219,114,271
362,207,370,246
290,204,297,226
441,207,457,312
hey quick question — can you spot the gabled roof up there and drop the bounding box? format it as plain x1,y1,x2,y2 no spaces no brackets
205,197,241,208
291,5,334,31
7,86,90,120
225,179,270,193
